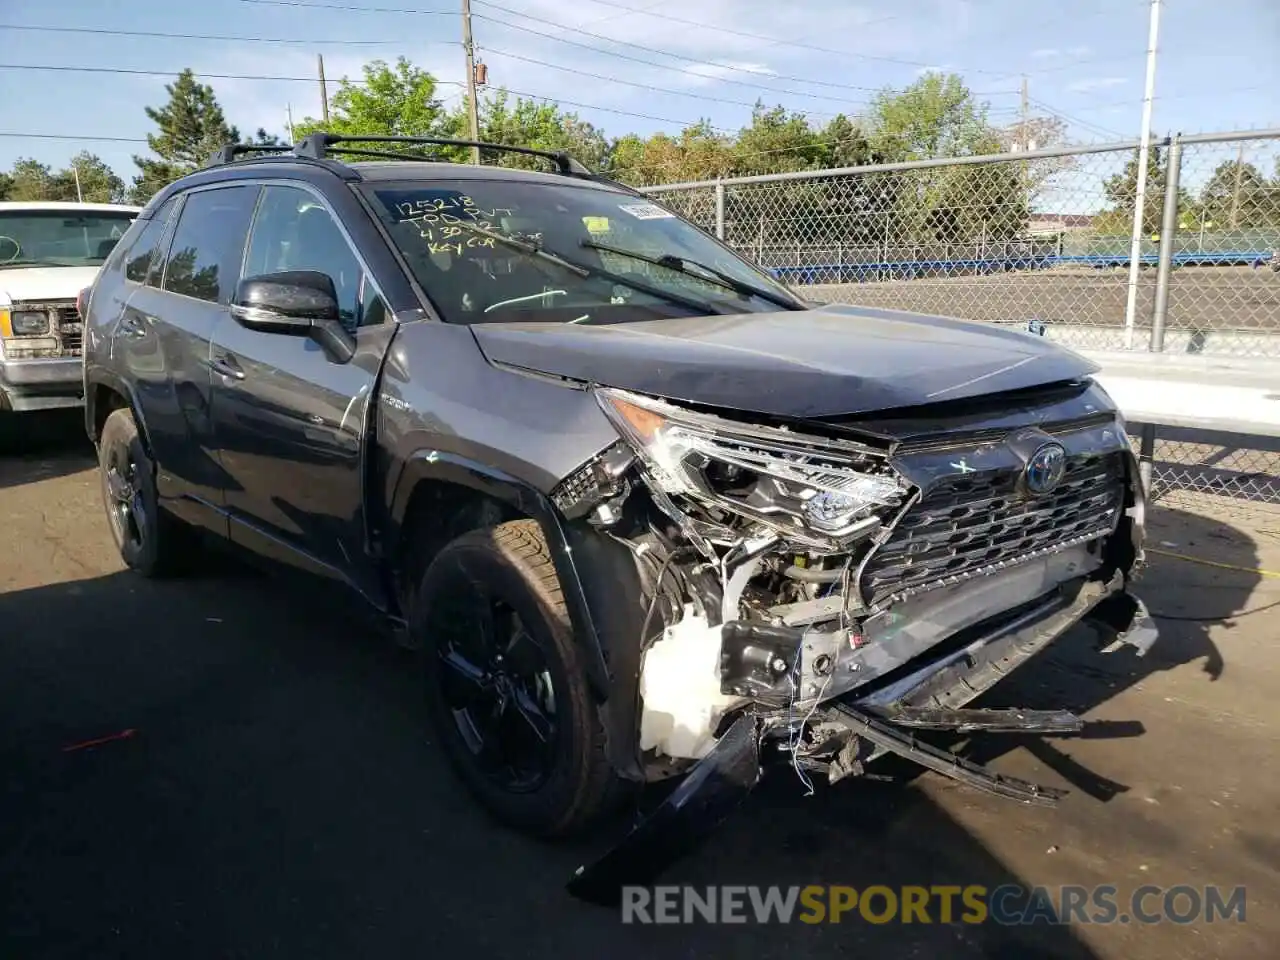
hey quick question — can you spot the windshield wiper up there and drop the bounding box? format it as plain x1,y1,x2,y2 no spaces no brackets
449,220,591,278
580,240,801,310
446,220,728,316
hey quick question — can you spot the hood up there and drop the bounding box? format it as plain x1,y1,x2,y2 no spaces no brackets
471,305,1100,418
0,265,102,305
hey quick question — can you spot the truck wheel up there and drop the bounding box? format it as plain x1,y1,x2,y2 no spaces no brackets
413,520,619,837
97,407,191,577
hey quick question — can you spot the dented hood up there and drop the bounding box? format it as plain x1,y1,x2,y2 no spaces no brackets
471,305,1099,418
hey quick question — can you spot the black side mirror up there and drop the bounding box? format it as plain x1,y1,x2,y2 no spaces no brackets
231,270,356,363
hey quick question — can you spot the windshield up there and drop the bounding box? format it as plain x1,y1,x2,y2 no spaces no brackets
0,210,137,268
362,179,800,325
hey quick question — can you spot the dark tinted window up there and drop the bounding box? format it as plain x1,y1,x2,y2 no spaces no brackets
244,185,363,329
123,198,176,284
162,185,259,304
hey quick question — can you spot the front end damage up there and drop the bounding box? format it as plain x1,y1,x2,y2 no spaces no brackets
552,383,1157,905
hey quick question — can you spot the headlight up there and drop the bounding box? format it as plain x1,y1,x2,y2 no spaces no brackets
7,309,50,336
595,387,906,548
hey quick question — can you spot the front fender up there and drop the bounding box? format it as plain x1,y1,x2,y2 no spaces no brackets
389,450,647,782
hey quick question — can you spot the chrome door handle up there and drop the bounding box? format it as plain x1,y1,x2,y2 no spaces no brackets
207,355,245,380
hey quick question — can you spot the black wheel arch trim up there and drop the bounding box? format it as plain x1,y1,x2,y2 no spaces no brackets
84,367,154,455
389,450,647,781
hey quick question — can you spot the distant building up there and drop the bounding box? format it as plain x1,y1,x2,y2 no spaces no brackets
1029,213,1095,235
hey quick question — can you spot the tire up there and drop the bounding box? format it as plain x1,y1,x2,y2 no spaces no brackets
412,520,619,837
97,407,193,577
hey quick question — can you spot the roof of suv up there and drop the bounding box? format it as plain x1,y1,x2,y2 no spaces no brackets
345,160,622,189
0,201,142,213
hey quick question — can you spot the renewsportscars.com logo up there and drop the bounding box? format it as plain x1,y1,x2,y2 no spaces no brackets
621,884,1248,926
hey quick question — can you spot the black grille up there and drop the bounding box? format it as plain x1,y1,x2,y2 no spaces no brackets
54,305,82,356
861,452,1125,605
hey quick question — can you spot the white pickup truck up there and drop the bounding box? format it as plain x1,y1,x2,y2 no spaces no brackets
0,201,141,414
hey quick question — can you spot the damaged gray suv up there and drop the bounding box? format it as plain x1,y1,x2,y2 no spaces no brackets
82,135,1156,902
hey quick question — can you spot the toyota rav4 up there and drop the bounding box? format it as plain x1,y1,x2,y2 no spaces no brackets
82,135,1156,902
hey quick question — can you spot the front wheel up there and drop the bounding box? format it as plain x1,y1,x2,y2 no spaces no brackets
412,520,620,837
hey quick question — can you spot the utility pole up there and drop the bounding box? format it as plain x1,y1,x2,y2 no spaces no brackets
287,104,296,143
462,0,482,163
318,54,330,124
1228,142,1246,230
1122,0,1162,350
72,162,83,203
1020,75,1029,152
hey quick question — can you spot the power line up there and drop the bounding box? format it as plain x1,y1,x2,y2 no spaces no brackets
479,46,861,116
0,62,466,86
529,0,937,67
472,0,1014,77
231,0,900,95
1028,95,1126,140
0,132,149,143
0,22,430,45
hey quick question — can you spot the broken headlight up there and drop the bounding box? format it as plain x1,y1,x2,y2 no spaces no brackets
596,387,907,549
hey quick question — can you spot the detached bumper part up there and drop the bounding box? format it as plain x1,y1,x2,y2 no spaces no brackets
566,712,763,907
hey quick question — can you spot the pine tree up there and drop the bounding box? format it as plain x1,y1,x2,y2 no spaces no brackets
130,69,239,203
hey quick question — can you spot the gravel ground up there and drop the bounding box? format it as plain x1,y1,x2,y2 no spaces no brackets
2,411,1278,959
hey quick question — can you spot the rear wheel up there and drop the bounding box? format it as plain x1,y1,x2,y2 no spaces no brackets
413,520,619,837
97,407,194,577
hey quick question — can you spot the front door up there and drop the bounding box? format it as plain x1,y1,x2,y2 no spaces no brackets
208,183,395,604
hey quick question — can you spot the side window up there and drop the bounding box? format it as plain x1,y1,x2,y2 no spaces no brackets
244,185,363,330
162,185,259,304
123,198,176,284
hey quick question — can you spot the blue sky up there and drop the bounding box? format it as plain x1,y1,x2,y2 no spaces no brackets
1,0,1277,183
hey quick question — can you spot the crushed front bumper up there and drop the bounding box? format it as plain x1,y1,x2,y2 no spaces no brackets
567,571,1157,905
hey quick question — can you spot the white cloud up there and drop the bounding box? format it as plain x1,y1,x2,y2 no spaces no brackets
1066,76,1129,93
1030,48,1060,59
1067,45,1092,57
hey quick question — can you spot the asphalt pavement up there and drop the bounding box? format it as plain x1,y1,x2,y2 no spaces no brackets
2,411,1277,959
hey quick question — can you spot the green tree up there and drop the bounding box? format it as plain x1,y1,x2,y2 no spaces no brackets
607,122,733,187
1198,159,1274,230
868,72,997,162
4,159,56,201
477,89,610,171
293,57,456,144
0,170,12,201
816,114,873,169
731,103,827,175
1096,141,1191,235
132,69,238,203
54,152,127,203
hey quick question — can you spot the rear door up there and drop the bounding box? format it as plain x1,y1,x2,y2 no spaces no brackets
208,182,395,604
112,184,260,533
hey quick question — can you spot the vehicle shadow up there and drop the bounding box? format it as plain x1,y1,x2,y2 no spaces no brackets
0,564,1106,959
0,410,96,488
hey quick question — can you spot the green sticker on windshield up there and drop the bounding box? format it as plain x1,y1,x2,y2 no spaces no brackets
583,216,611,234
618,202,674,221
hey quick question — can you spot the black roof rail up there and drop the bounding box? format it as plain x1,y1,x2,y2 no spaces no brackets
204,143,294,167
292,133,593,176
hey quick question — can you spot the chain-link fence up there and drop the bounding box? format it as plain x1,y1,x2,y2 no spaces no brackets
641,130,1280,358
639,131,1280,509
